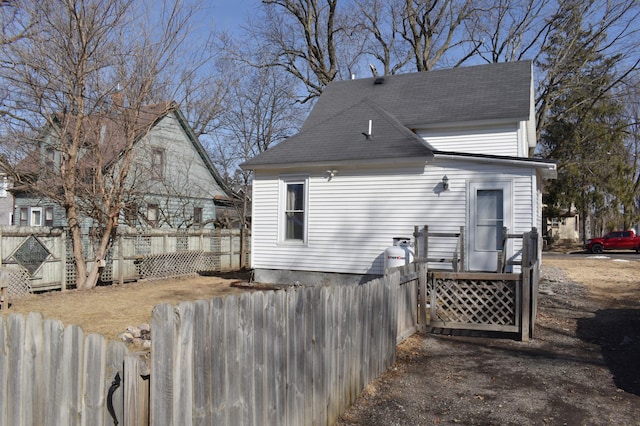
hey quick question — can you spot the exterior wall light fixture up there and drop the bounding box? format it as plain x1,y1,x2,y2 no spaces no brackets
442,175,449,191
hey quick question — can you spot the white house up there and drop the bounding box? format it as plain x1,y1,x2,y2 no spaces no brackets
241,61,557,284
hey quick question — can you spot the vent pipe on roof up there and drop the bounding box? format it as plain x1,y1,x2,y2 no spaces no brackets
362,120,373,140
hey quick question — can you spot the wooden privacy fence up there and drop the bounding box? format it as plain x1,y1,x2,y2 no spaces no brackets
0,226,248,293
0,312,147,425
0,225,541,424
150,271,401,426
0,273,405,426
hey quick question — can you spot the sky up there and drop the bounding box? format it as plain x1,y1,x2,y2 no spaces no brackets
210,0,260,33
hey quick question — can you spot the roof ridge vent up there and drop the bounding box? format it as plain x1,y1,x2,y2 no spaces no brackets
374,77,385,85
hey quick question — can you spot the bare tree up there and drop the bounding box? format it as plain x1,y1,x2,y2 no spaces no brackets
253,0,364,101
213,61,307,266
352,0,411,76
399,0,478,71
1,0,217,290
470,0,551,64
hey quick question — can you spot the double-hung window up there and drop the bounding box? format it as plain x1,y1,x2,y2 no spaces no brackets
281,176,308,243
147,203,159,227
31,207,43,227
19,207,28,226
44,207,54,227
193,207,203,228
151,148,165,180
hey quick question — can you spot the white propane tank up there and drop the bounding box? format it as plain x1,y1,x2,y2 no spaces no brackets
384,237,414,269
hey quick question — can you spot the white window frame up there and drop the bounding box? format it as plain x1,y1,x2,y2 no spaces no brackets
147,203,159,227
30,207,43,227
0,175,8,198
151,148,165,180
279,175,309,244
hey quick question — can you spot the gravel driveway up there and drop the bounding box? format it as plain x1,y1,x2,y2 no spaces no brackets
336,262,640,425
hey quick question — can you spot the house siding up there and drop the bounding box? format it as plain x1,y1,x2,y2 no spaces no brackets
139,113,227,200
418,125,519,157
12,110,227,232
251,158,538,277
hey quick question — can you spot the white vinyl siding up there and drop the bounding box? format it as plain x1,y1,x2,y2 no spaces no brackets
250,159,538,275
418,125,519,157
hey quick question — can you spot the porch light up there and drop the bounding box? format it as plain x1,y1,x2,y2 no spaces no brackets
442,175,449,191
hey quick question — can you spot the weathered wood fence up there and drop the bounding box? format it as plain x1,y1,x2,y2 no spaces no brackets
0,226,248,293
0,271,410,426
413,226,540,341
150,271,400,426
0,312,143,425
0,226,542,424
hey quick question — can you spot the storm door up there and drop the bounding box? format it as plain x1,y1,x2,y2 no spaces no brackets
468,181,512,271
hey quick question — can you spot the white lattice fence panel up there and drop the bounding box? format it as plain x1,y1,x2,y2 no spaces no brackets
137,250,205,280
0,267,31,298
429,273,521,333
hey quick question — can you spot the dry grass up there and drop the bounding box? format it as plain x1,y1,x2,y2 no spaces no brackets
0,273,255,341
3,256,639,343
543,256,640,307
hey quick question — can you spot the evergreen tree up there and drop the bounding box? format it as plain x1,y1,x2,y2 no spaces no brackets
538,1,630,239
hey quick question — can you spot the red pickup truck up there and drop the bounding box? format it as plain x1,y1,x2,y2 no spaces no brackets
584,230,640,253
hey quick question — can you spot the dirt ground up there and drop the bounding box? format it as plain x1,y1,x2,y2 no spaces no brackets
337,255,640,425
2,255,640,425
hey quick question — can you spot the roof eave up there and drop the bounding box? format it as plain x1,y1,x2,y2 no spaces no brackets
241,155,434,171
433,151,557,179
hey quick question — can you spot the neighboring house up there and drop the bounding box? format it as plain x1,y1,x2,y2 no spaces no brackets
241,61,557,284
12,101,231,230
543,207,580,244
0,174,14,225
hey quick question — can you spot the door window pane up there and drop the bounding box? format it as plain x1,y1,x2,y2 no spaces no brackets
475,190,503,251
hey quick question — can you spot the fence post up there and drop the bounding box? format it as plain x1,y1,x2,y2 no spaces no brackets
418,262,428,331
118,233,124,285
459,226,465,272
520,266,531,342
423,225,429,263
522,231,530,268
61,231,67,291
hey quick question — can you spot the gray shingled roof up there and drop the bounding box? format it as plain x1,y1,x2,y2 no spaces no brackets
241,61,532,169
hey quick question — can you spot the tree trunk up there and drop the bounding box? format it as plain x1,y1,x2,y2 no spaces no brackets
84,220,116,290
67,206,89,290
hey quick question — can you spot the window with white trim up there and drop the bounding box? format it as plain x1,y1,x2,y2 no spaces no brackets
0,175,8,197
151,148,165,180
193,207,203,227
31,207,43,226
147,203,159,227
44,207,54,227
19,207,28,226
281,177,308,243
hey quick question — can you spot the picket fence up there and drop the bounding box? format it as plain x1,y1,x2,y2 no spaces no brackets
0,270,418,426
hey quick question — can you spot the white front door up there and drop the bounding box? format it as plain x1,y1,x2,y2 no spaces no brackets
468,181,512,272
